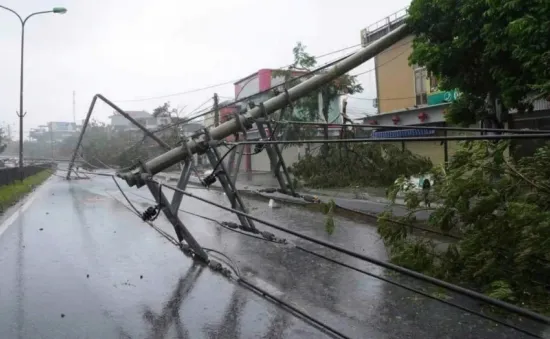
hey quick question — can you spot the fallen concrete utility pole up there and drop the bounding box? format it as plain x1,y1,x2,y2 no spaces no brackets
118,24,410,187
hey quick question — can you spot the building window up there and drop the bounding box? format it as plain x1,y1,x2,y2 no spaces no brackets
414,66,428,106
429,74,439,92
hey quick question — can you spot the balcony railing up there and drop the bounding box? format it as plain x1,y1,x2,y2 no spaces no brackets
360,7,409,47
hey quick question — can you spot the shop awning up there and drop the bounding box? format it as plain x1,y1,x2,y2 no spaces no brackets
372,128,435,139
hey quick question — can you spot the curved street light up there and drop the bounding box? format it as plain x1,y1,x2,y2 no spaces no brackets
0,5,67,171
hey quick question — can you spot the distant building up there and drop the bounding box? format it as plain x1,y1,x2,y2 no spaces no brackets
180,122,203,137
29,121,78,143
109,111,172,131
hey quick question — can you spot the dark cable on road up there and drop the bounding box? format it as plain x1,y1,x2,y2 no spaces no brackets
156,180,550,326
49,164,550,331
296,246,542,338
106,180,349,339
111,176,143,218
123,189,283,244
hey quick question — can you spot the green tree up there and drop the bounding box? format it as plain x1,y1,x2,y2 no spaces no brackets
0,128,6,154
378,140,550,313
273,42,363,153
292,143,432,188
407,0,550,126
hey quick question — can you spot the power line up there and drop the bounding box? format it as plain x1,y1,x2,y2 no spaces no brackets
92,170,349,338
124,39,414,136
114,43,363,103
103,169,532,337
115,81,235,103
119,51,357,143
295,246,540,338
156,179,550,326
44,165,550,333
227,133,550,146
274,120,550,134
351,48,410,77
93,39,413,160
179,97,213,120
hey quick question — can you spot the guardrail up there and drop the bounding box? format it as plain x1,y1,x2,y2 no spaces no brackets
0,163,55,187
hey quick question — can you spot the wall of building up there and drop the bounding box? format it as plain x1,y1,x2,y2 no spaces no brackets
375,36,416,113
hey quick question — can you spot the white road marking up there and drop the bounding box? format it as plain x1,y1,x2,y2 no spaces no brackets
0,177,49,239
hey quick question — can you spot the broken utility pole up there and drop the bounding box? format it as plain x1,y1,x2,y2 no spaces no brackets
71,24,409,263
118,24,410,188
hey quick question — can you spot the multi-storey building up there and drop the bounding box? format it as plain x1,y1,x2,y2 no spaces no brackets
360,7,550,163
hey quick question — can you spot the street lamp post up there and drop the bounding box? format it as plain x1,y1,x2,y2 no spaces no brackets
0,5,67,172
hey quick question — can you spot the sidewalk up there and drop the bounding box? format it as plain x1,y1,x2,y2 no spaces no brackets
156,171,432,221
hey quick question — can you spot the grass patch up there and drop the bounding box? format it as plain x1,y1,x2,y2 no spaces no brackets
0,169,52,213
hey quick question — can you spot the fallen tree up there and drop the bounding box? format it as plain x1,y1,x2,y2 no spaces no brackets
291,143,433,188
378,140,550,314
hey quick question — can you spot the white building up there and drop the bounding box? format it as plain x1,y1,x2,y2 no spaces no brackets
109,111,172,131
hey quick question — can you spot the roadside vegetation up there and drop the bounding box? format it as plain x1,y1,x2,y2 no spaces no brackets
291,143,432,188
0,170,52,213
373,0,550,315
378,141,550,314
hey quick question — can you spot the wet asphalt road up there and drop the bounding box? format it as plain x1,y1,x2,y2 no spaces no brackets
0,170,548,339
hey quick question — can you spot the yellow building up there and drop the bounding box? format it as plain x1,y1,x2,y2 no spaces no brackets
361,8,550,163
360,11,467,166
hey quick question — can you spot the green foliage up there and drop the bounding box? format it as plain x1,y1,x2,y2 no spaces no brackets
152,101,179,117
0,128,6,154
378,141,550,313
292,143,432,188
407,0,550,125
273,42,363,150
321,199,336,235
55,102,181,169
0,170,51,212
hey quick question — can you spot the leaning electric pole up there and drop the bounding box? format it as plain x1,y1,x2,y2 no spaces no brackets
117,24,410,186
69,23,410,263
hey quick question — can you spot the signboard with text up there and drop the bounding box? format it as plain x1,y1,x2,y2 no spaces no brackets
427,89,461,106
49,122,76,132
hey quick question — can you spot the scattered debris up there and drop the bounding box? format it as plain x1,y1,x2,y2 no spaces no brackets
268,199,280,209
121,280,135,287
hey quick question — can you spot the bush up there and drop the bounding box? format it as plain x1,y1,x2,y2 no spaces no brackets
291,143,433,188
378,140,550,314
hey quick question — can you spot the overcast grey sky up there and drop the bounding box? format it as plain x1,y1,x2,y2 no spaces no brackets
0,0,409,137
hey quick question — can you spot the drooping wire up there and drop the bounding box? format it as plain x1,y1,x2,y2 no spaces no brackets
111,176,143,218
47,166,546,336
154,179,550,327
296,246,541,338
107,39,414,158
97,173,349,338
123,189,282,244
114,43,364,103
